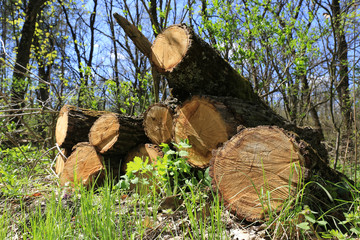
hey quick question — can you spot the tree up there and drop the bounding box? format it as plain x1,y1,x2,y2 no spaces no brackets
10,0,48,125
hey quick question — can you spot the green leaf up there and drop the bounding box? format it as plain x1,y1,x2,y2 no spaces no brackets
296,222,310,230
305,214,316,223
317,220,327,226
178,150,188,157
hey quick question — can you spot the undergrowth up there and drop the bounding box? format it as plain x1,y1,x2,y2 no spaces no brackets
1,142,360,239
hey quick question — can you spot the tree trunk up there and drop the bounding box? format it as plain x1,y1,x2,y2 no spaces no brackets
143,103,174,145
331,0,352,134
89,113,148,155
55,105,107,149
150,24,258,101
10,0,47,125
60,142,105,187
210,126,350,221
173,96,328,168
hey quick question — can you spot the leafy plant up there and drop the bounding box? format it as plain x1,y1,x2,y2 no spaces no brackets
117,140,199,197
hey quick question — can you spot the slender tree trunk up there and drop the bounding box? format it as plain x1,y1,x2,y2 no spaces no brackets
332,0,352,134
10,0,47,124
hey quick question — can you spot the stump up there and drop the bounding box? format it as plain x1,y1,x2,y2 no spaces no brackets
56,105,107,149
150,24,257,101
143,104,174,145
89,113,148,155
210,126,348,221
60,143,105,187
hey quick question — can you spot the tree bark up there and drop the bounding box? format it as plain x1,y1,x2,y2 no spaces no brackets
331,0,352,134
210,126,350,221
55,105,107,149
150,24,258,101
88,113,148,155
60,142,105,187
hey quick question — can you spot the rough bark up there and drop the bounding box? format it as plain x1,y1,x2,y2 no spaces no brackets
173,96,328,168
60,142,105,187
143,103,174,145
150,24,258,101
210,126,350,222
331,0,352,133
55,105,107,149
88,113,148,155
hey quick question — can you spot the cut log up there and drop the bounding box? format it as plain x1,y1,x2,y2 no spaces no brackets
173,96,328,168
173,96,238,168
143,104,174,145
88,113,148,155
113,13,152,58
56,105,107,149
113,12,161,102
54,149,69,176
150,24,258,101
60,142,105,187
210,126,349,222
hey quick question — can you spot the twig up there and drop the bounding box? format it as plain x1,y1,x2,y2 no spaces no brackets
56,143,68,160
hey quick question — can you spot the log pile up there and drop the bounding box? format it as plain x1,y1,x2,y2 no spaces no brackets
53,20,351,221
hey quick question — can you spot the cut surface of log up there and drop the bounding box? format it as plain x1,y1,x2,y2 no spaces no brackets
56,105,106,149
151,24,258,101
174,96,238,168
54,149,69,176
60,142,104,187
210,126,346,221
144,104,174,145
89,113,148,155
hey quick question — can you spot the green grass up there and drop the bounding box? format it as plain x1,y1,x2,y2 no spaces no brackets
1,143,360,239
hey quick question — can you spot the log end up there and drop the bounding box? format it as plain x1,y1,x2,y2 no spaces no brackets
54,149,68,176
60,143,105,187
144,104,174,145
210,126,305,221
56,105,70,147
89,113,120,153
151,24,189,72
174,97,236,168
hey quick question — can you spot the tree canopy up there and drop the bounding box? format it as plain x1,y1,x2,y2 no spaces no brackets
0,0,359,167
